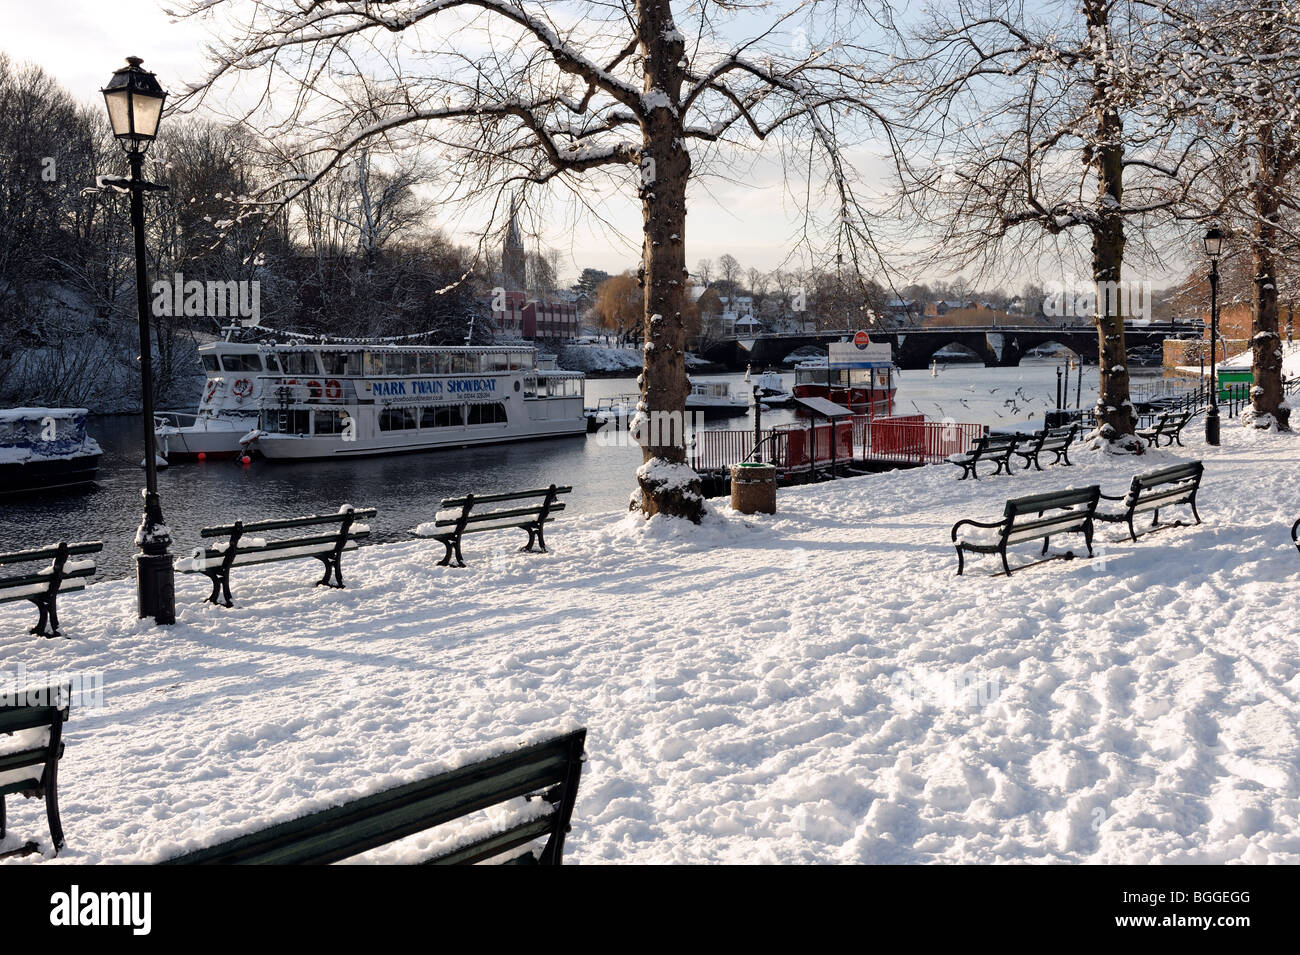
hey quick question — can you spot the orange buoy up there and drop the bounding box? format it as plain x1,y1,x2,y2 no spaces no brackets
241,455,251,466
197,452,207,461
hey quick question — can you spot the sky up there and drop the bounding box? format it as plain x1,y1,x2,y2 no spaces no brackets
5,0,1192,291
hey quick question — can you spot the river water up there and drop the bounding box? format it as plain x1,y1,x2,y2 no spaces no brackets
2,360,1144,579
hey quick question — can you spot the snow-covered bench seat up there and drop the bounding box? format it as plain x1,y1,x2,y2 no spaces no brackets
951,485,1101,576
412,484,571,568
159,728,587,865
1095,461,1204,542
947,432,1016,480
1137,410,1193,448
0,682,70,856
1012,424,1079,471
175,505,376,607
0,541,103,637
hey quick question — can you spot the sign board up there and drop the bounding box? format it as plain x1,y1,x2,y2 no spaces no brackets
829,337,891,368
367,377,499,401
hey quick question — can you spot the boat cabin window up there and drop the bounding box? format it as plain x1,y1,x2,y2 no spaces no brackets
485,353,509,372
378,407,419,431
420,406,463,428
262,409,311,435
314,410,351,435
418,354,436,374
466,402,508,425
201,355,220,373
281,351,320,375
451,354,477,374
221,352,263,373
320,351,360,376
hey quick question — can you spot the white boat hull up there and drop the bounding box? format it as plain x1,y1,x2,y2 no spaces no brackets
255,416,585,459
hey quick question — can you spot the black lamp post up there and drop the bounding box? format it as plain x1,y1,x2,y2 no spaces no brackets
101,57,175,624
1203,226,1223,446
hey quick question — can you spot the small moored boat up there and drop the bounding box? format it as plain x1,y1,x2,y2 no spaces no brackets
0,408,101,496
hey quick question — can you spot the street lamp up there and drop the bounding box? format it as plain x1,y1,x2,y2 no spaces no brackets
1203,226,1223,446
101,57,175,624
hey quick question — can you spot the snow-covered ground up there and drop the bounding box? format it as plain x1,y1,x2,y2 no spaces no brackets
2,424,1299,864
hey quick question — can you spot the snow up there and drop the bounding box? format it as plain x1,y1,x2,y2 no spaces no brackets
3,426,1300,864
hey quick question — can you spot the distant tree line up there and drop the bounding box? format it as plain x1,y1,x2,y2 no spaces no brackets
0,54,488,409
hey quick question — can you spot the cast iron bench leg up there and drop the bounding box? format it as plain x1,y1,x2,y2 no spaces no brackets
437,535,466,568
45,710,65,854
999,546,1012,576
954,545,966,576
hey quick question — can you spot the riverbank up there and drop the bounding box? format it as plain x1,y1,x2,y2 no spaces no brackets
2,422,1297,864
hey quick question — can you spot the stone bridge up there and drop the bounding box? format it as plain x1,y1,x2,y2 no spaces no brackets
701,323,1191,371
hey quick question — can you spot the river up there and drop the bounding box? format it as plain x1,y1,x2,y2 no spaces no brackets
1,360,1149,579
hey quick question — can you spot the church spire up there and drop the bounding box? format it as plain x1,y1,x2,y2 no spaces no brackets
503,198,527,292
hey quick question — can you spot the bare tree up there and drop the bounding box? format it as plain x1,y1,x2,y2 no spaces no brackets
1163,0,1300,430
177,0,900,520
892,0,1202,450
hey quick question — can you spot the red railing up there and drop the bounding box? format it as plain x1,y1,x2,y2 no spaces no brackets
857,415,985,464
689,417,984,471
690,429,790,470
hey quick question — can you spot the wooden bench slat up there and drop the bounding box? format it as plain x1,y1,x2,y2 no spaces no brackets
441,486,573,508
432,503,568,528
0,542,103,566
201,509,378,538
423,814,555,866
161,730,586,866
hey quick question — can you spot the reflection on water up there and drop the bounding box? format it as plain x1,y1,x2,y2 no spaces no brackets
0,362,1144,580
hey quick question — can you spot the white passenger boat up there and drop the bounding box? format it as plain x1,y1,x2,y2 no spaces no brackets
157,338,586,461
686,377,749,414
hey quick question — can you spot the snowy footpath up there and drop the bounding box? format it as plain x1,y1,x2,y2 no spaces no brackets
2,426,1298,864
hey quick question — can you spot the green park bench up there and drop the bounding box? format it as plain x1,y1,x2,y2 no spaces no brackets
159,728,587,865
947,432,1016,480
414,485,571,567
1096,461,1204,541
1012,424,1079,471
0,541,103,637
1,683,71,857
1137,410,1193,448
951,485,1101,575
176,506,376,606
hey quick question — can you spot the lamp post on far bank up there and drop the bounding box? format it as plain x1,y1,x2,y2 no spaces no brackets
101,57,175,624
1203,226,1223,447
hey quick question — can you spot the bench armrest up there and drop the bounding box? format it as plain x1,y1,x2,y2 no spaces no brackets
951,517,1004,542
1097,490,1131,501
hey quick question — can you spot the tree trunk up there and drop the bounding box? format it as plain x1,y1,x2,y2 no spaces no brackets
1086,0,1137,448
632,0,704,521
1247,134,1291,430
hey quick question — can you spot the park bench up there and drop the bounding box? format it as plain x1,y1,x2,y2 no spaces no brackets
175,505,376,606
1137,410,1193,448
947,432,1016,480
414,485,571,568
160,728,586,865
0,541,103,637
951,485,1101,576
0,682,70,857
1096,461,1204,542
1012,425,1079,471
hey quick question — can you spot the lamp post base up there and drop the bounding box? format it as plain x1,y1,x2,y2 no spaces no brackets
1205,408,1221,447
136,553,176,624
